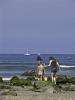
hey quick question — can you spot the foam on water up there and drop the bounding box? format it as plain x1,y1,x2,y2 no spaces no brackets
60,65,75,68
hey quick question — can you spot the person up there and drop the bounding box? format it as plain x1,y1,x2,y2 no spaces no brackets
48,57,59,84
36,62,45,80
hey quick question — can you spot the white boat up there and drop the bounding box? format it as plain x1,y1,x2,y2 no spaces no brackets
25,53,30,56
25,48,30,56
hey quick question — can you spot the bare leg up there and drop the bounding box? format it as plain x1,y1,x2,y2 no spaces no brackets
39,75,42,80
40,75,42,81
51,73,56,84
54,77,56,85
53,73,56,85
51,73,54,83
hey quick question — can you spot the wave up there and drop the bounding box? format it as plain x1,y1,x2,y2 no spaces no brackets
60,65,75,68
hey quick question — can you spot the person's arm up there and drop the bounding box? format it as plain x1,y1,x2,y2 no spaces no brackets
35,66,38,76
57,62,60,66
48,60,52,66
43,63,47,67
57,62,61,70
43,63,49,68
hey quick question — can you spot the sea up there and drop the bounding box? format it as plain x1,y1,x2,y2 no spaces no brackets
0,54,75,78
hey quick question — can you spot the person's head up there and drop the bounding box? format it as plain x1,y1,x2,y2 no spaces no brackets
49,56,55,61
51,59,57,66
37,55,43,61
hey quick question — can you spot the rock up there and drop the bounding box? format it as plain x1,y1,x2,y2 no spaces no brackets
69,84,75,91
58,83,75,91
0,85,11,89
45,87,55,93
1,91,17,96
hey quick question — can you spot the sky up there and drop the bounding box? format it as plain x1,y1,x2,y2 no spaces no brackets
0,0,75,54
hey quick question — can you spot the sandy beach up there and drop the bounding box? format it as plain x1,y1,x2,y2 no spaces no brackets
0,73,75,100
0,86,75,100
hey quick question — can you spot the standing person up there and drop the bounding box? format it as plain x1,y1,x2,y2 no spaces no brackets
48,57,59,84
36,62,45,80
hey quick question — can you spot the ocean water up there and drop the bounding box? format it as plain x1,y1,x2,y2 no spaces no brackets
0,54,75,78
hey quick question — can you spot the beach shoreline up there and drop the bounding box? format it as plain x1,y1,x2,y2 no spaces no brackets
0,74,75,100
0,54,75,100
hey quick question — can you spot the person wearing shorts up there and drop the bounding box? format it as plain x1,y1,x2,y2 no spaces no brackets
48,57,59,84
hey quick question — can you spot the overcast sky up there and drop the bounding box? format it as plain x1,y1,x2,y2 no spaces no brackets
0,0,75,54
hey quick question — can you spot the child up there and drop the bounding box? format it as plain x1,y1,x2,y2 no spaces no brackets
36,63,45,80
48,57,59,84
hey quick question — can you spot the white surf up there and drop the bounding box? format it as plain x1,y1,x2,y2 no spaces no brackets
60,65,75,68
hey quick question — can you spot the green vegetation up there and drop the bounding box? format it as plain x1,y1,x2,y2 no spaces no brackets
67,77,75,84
9,75,75,88
56,75,75,84
0,85,11,89
56,75,67,84
33,80,52,89
0,77,3,83
10,76,35,86
0,75,75,93
10,76,19,82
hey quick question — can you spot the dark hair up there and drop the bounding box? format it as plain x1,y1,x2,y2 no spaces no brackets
49,56,55,61
51,59,57,66
37,56,43,61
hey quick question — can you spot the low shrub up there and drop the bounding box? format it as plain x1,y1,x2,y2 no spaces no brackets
10,76,19,81
56,75,67,84
11,79,32,86
67,77,75,84
10,76,33,86
33,80,52,89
